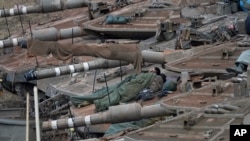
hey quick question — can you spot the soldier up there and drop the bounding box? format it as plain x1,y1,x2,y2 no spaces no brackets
158,77,178,98
149,67,166,83
226,50,250,74
246,13,250,35
148,67,178,98
222,10,250,78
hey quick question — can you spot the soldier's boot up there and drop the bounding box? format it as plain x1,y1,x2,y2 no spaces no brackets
226,63,245,74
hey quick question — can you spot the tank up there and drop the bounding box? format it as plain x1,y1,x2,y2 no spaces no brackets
0,0,133,18
1,0,250,141
0,0,142,48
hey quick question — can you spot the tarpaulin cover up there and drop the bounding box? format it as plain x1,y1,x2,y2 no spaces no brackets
70,73,155,112
26,39,142,73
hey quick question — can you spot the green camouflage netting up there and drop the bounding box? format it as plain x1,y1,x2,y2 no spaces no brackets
71,73,155,112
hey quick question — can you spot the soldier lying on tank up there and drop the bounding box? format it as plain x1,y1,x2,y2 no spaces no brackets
148,67,178,98
225,12,250,75
226,50,250,75
149,67,166,83
135,67,165,101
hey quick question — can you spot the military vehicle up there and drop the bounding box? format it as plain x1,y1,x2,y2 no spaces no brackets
1,0,250,141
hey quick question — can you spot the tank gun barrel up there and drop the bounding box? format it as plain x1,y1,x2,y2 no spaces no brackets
0,0,89,18
24,50,165,81
25,58,129,81
0,27,86,48
201,15,227,25
0,37,24,48
32,27,86,41
42,103,174,131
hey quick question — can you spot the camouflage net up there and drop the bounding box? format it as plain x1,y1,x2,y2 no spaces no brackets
70,73,156,112
26,39,143,73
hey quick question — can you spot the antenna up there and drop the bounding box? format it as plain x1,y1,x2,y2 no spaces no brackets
28,20,39,67
72,28,74,44
92,70,97,93
3,7,10,38
104,73,111,106
120,61,123,81
28,20,33,38
17,4,25,35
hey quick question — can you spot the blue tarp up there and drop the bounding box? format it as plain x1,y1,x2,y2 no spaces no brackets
104,15,129,24
236,50,250,65
240,0,250,11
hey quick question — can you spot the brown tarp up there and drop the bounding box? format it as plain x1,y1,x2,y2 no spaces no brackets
26,39,142,73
